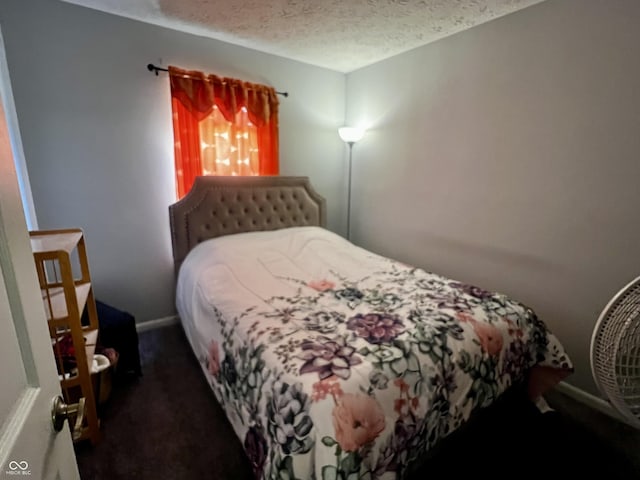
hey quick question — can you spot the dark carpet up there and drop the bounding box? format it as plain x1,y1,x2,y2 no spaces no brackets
75,324,640,479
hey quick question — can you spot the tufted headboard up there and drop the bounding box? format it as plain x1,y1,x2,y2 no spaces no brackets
168,176,327,275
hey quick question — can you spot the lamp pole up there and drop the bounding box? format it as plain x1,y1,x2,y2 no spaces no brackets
338,126,365,241
346,141,354,241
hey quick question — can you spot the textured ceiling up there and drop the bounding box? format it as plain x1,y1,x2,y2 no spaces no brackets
61,0,545,72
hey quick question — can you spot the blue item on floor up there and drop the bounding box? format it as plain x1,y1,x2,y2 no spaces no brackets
84,300,142,378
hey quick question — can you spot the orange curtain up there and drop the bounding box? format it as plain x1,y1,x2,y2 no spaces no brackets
169,66,279,198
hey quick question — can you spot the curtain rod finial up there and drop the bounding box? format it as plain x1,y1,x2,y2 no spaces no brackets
147,63,158,75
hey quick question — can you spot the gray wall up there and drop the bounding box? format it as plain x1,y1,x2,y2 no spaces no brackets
345,0,640,395
0,0,347,322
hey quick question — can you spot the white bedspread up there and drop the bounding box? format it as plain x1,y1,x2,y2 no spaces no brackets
176,226,572,479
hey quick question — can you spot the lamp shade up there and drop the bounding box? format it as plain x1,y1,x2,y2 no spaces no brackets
338,127,365,144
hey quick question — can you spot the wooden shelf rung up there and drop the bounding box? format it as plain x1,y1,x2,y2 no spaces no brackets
41,283,91,321
29,229,83,254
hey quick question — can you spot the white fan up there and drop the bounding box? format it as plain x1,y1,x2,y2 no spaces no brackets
590,275,640,428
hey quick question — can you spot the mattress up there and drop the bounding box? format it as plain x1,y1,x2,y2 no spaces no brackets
176,226,572,479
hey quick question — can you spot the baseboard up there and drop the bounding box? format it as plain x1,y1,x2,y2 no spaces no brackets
136,315,179,333
553,381,629,425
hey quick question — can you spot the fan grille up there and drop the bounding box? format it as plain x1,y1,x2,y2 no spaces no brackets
591,277,640,428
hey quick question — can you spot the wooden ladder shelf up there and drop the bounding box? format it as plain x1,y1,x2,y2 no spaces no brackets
30,228,101,445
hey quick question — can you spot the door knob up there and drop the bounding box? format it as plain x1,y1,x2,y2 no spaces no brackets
51,396,85,439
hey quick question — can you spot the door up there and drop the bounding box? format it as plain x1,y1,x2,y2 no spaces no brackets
0,26,81,480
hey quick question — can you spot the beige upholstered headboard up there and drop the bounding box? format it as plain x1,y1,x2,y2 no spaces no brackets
168,176,327,275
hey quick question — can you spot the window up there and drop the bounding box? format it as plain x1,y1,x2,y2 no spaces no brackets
199,105,258,176
169,66,279,199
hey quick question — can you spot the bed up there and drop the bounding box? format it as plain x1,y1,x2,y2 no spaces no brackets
169,175,573,480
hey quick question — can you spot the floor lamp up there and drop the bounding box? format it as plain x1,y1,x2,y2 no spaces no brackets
338,126,365,240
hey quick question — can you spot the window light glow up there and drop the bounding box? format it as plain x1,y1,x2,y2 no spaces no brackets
194,104,259,176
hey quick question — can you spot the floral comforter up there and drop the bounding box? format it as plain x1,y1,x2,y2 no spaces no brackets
176,226,572,480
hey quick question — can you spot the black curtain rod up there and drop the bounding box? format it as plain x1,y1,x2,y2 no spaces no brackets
147,63,288,98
